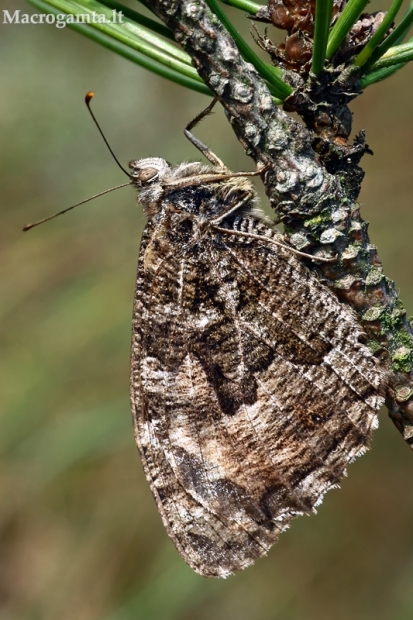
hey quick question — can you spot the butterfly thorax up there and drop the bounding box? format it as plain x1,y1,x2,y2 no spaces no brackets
129,157,259,224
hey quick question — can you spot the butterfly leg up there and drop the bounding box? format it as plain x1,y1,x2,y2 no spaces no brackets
210,191,256,225
184,96,227,169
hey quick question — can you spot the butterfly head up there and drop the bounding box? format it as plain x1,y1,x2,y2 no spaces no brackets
129,157,172,207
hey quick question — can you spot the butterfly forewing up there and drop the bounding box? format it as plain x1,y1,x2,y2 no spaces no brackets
129,171,384,577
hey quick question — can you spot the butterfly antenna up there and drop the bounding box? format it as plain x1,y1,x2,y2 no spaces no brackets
85,91,130,178
22,183,130,231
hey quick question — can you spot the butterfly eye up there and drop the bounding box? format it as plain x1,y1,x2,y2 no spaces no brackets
137,167,159,183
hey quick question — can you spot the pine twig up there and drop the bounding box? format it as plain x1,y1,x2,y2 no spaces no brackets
148,0,413,448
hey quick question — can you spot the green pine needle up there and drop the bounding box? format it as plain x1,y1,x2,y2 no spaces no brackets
98,0,175,40
367,39,413,68
326,0,370,60
219,0,262,15
312,0,334,73
360,61,406,86
364,0,413,68
355,0,404,67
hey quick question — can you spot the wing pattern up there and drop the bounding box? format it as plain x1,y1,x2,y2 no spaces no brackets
130,213,384,578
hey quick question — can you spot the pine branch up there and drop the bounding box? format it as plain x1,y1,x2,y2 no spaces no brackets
147,0,413,448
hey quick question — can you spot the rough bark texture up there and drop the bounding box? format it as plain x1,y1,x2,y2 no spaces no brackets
148,0,413,448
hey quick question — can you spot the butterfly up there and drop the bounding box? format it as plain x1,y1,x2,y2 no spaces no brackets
128,97,385,578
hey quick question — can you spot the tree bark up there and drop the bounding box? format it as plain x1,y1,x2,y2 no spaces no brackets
149,0,413,448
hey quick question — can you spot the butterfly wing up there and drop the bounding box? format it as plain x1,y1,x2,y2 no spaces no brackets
130,216,384,578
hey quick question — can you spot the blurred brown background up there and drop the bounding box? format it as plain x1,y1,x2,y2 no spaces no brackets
1,1,413,618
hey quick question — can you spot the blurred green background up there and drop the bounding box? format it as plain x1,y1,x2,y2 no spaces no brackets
1,1,413,618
